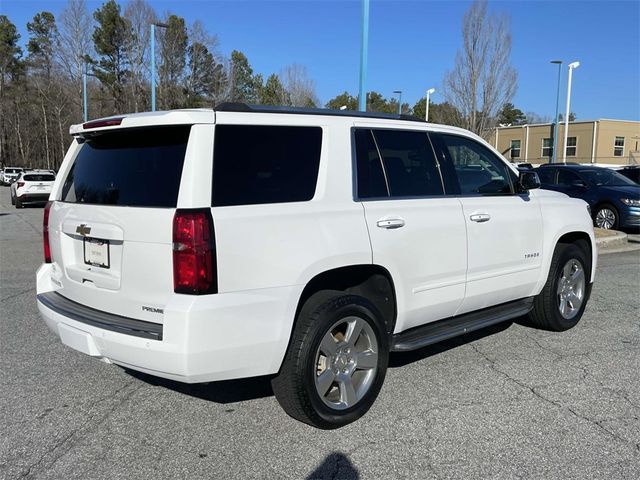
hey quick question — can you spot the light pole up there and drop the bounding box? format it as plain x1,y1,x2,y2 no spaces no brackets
425,88,435,122
358,0,370,112
82,61,98,122
562,61,580,163
550,60,562,163
393,90,402,114
151,22,169,112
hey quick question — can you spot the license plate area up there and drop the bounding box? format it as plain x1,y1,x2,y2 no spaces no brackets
83,238,110,268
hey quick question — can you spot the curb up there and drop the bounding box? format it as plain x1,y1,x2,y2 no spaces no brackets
595,229,640,255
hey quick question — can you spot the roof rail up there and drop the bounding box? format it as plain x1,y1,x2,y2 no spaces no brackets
214,102,424,123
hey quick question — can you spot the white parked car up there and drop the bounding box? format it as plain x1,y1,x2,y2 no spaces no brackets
1,166,23,185
11,170,56,208
37,105,596,428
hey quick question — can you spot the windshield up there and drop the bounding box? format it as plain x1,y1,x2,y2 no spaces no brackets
579,169,638,187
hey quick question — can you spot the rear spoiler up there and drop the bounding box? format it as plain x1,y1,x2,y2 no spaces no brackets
69,109,216,136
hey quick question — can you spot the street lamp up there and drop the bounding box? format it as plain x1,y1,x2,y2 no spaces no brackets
393,90,402,114
425,88,435,122
562,61,580,163
151,22,169,112
550,60,562,163
358,0,370,112
82,61,98,122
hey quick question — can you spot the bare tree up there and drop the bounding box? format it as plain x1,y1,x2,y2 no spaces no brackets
124,0,155,112
444,0,517,137
56,0,92,87
279,63,318,107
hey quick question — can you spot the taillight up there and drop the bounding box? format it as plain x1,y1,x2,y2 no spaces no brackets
43,201,52,263
17,182,25,188
172,209,217,295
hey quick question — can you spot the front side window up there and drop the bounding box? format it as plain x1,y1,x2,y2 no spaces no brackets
566,137,577,157
439,134,514,195
510,139,521,159
542,138,553,158
212,125,322,207
61,126,190,207
536,168,556,184
614,136,625,157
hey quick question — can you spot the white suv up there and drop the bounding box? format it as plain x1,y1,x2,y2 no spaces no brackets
37,105,596,428
11,170,56,207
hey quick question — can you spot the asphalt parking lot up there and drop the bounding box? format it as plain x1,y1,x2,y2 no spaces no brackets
1,187,639,480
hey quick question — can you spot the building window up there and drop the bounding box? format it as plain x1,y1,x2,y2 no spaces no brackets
510,139,521,159
542,138,553,158
566,137,577,157
614,136,625,157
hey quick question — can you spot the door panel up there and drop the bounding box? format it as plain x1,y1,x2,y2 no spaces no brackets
354,128,467,333
363,199,467,332
434,132,544,314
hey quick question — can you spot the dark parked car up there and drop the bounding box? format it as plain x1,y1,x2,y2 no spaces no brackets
536,164,640,230
616,165,640,184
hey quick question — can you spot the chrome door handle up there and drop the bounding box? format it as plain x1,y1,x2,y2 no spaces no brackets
377,218,406,229
470,213,491,223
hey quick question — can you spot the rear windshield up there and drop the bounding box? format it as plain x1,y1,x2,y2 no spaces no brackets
61,126,190,207
24,174,55,182
6,168,22,174
212,125,322,207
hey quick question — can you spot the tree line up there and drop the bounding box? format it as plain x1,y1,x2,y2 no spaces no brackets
0,0,525,171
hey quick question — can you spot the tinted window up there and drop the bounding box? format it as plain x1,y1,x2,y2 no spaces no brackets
578,168,637,187
372,129,443,197
212,125,322,207
354,129,388,198
61,126,190,207
440,134,514,195
557,169,581,186
24,174,55,182
536,168,556,184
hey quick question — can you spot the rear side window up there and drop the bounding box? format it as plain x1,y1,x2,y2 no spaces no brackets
61,126,190,207
24,174,55,182
372,129,444,197
354,129,388,198
212,125,322,207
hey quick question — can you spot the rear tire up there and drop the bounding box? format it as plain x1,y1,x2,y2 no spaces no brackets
528,243,590,331
15,197,23,208
272,291,389,429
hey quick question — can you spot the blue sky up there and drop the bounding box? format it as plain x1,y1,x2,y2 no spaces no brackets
2,0,639,121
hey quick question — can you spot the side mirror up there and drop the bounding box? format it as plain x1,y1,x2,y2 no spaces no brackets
571,179,587,188
517,170,541,193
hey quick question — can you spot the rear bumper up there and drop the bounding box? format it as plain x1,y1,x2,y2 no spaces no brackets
18,193,50,203
36,263,302,383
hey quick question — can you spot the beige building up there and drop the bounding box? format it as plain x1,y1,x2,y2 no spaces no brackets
491,119,640,165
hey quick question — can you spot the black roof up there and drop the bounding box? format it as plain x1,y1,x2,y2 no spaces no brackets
214,102,424,123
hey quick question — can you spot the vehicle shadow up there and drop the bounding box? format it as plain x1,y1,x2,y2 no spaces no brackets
126,318,521,404
306,452,359,480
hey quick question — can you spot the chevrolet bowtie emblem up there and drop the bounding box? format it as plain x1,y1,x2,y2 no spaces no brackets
76,224,91,236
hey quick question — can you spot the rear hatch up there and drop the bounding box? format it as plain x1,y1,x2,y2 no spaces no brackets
48,125,192,324
22,173,56,195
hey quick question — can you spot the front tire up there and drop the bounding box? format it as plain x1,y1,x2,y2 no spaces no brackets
528,243,590,331
594,203,618,230
272,291,389,429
